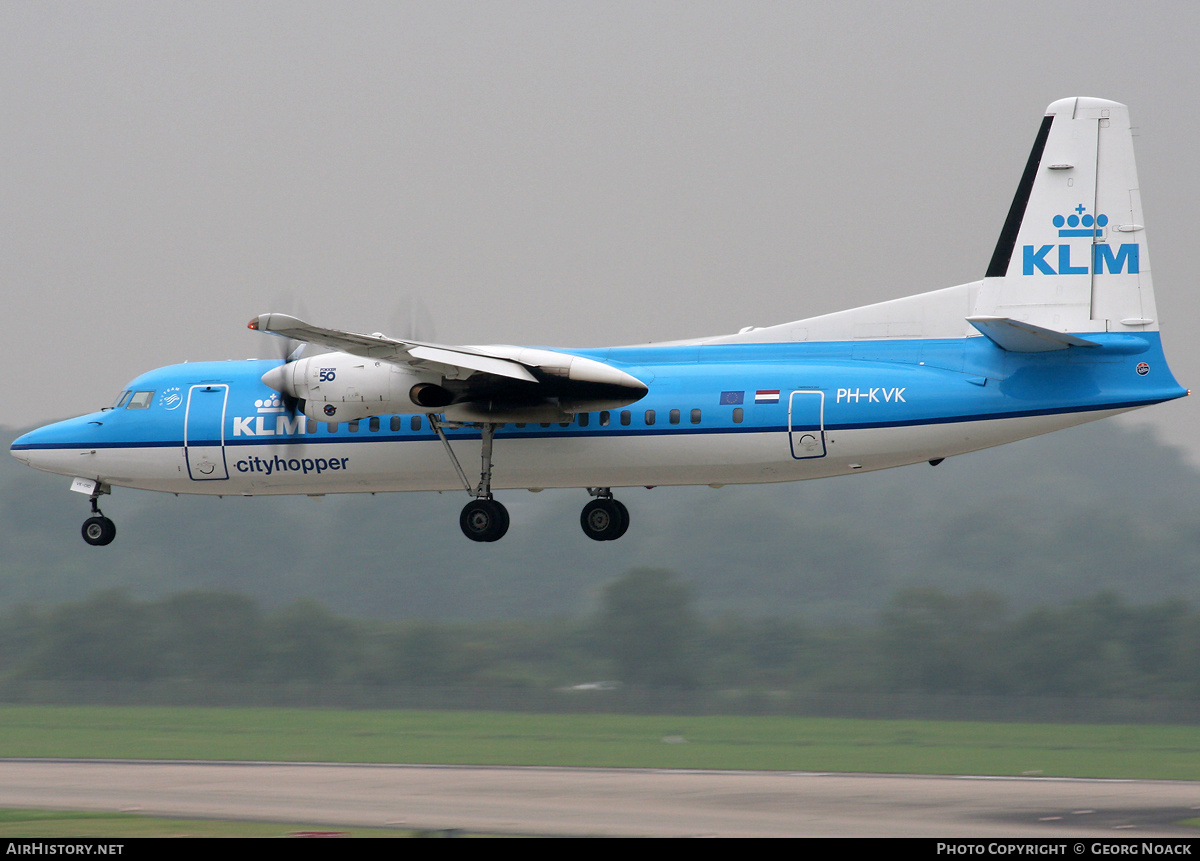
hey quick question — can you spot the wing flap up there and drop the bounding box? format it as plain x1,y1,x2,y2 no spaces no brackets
407,345,537,382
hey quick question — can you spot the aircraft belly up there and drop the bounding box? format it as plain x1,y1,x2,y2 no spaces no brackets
823,407,1131,473
489,433,797,488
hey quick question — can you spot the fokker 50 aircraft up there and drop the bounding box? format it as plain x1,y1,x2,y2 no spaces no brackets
11,98,1188,545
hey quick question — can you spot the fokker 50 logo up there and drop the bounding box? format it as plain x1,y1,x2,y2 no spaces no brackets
1022,206,1139,276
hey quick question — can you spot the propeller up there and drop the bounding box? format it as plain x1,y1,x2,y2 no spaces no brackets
269,293,310,362
388,296,437,343
254,294,312,417
250,295,441,421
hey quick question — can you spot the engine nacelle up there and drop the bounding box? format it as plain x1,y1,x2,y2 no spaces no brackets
261,353,451,423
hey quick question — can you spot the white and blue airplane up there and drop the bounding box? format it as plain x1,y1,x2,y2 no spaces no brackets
11,97,1187,545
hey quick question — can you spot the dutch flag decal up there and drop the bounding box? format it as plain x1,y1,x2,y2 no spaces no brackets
755,390,780,404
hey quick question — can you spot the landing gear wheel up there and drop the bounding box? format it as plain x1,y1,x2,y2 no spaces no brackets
81,516,116,546
460,498,510,542
581,498,629,541
609,499,630,540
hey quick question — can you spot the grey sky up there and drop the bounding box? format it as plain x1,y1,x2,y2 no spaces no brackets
4,1,1198,457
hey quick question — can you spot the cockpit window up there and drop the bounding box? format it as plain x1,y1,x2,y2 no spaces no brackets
113,391,132,409
126,391,155,409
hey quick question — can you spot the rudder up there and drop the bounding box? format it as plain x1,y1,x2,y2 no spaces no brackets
974,97,1156,334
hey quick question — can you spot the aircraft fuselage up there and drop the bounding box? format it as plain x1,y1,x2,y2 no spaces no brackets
12,332,1183,497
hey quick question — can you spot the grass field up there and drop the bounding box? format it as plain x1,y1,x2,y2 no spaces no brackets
1,704,1200,780
0,809,431,838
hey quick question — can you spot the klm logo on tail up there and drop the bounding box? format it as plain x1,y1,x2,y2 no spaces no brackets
1022,206,1139,275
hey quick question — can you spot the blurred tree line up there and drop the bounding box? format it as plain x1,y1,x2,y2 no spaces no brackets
2,568,1199,704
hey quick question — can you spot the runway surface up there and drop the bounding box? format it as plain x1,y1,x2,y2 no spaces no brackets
1,759,1199,837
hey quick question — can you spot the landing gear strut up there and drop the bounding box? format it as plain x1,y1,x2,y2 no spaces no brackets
581,489,629,541
429,417,510,543
81,484,116,546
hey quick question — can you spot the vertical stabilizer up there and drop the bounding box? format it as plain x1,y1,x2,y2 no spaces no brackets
974,98,1156,333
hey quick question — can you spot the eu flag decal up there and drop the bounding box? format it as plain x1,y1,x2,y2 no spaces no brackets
720,391,744,405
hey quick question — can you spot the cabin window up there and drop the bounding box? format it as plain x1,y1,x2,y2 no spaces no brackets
669,409,680,425
599,411,610,427
328,423,339,433
540,423,551,428
691,409,702,424
515,423,526,429
733,407,743,424
577,413,589,427
307,419,317,434
369,417,380,432
620,410,631,426
645,410,656,426
390,416,401,432
127,391,154,409
348,420,360,432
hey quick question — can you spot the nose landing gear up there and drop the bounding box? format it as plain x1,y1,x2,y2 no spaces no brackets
82,516,116,546
80,483,116,546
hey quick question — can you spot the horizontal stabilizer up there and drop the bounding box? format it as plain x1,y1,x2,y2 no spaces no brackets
966,316,1100,352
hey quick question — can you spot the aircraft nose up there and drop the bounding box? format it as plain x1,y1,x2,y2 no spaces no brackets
12,428,57,473
9,443,30,466
10,418,103,476
10,429,38,465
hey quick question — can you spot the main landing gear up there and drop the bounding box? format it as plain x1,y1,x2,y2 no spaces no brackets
81,484,116,546
459,498,509,543
581,490,629,542
429,417,511,543
428,416,631,543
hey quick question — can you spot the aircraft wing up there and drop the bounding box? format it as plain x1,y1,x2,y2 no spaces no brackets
247,312,647,399
248,313,539,382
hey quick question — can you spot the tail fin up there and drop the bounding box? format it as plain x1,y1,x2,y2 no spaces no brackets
974,97,1156,333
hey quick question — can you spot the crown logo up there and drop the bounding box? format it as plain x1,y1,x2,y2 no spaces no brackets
1053,205,1108,238
255,394,285,414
